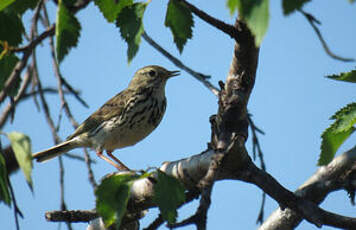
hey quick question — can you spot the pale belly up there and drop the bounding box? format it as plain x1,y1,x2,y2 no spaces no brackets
104,122,157,150
87,107,165,152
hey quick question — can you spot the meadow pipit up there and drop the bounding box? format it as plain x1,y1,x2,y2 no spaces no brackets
32,65,180,171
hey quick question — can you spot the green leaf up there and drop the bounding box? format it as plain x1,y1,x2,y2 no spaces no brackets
0,154,11,206
0,51,21,97
0,12,24,46
165,0,194,53
318,103,356,165
7,132,33,190
228,0,269,46
226,0,238,15
95,174,138,228
4,0,39,15
318,127,355,166
95,0,133,23
56,0,81,63
116,2,147,63
0,0,16,12
153,170,185,224
330,103,356,133
282,0,311,15
326,70,356,83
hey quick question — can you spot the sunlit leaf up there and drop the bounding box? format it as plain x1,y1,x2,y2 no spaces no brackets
330,103,356,133
227,0,269,46
56,0,81,63
153,170,185,224
226,0,238,15
0,154,11,206
318,103,356,165
165,0,194,53
0,0,16,12
95,0,133,23
318,127,354,166
7,132,33,191
116,2,147,63
95,173,138,228
326,70,356,83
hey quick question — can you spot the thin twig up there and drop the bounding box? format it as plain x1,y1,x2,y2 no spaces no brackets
59,156,73,230
0,67,32,129
30,62,41,111
256,192,266,224
11,26,55,53
178,0,238,40
143,214,164,230
42,4,79,128
0,5,52,104
1,0,91,104
83,149,97,188
0,0,44,127
7,174,23,230
0,26,55,104
43,3,97,191
33,56,60,143
299,10,354,62
247,114,266,170
60,76,88,108
170,186,212,230
23,88,71,99
248,115,267,224
142,31,219,96
62,152,96,163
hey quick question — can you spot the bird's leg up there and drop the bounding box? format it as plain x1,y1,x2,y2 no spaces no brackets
106,151,130,171
96,151,128,171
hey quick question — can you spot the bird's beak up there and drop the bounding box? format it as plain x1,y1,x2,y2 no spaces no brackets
167,70,180,78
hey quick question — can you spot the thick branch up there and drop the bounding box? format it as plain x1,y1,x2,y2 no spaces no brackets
41,147,356,229
260,146,356,230
234,155,356,228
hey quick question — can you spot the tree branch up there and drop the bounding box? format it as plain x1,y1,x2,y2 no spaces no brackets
299,10,354,62
0,24,55,104
0,0,91,104
178,0,238,40
260,146,356,230
45,210,98,222
42,146,356,229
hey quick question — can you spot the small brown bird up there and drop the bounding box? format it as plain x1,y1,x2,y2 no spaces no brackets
32,65,180,170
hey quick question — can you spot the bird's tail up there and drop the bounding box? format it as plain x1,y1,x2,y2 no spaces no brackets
32,139,79,162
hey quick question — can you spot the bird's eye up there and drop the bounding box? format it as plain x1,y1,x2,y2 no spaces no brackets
148,70,157,77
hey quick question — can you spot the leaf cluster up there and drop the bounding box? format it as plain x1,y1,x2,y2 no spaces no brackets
0,132,33,206
95,170,185,228
318,71,356,165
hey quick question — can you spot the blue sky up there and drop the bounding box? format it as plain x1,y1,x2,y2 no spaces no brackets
1,1,355,230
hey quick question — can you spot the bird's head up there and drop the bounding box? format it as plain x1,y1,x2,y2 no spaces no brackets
128,65,180,90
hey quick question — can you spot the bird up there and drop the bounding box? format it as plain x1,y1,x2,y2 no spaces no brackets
32,65,180,171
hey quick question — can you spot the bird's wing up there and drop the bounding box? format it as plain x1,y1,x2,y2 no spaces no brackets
67,88,134,140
